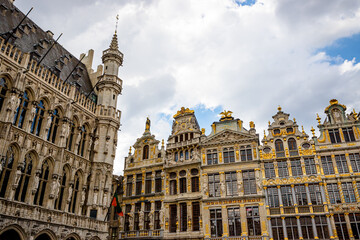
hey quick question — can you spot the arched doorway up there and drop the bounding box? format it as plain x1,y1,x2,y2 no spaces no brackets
66,237,77,240
0,229,22,240
35,233,52,240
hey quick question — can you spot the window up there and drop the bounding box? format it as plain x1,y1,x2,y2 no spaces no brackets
185,150,189,160
286,217,299,240
33,160,51,206
343,127,355,142
342,182,356,203
327,183,341,204
174,152,178,162
294,185,308,205
267,187,279,207
223,147,235,163
240,145,253,161
349,213,360,240
136,174,142,195
179,177,187,193
271,218,284,240
304,158,317,175
302,143,311,149
208,174,220,197
155,171,162,193
68,171,81,213
207,149,218,165
0,146,16,198
180,203,187,231
143,145,149,159
308,184,323,205
170,180,177,195
321,156,334,175
54,167,68,210
288,138,298,156
154,201,161,229
30,100,45,136
192,202,200,231
329,128,341,143
13,91,29,128
0,77,8,112
291,160,303,176
170,204,177,233
77,125,87,157
228,207,241,236
14,152,34,202
277,161,289,177
281,185,293,207
124,204,131,231
47,109,60,143
334,214,350,240
90,209,97,219
300,217,314,239
225,172,237,196
126,175,133,196
264,162,276,178
350,153,360,173
247,206,261,236
335,154,349,174
275,139,285,158
274,129,280,134
315,216,330,239
243,170,256,195
191,177,199,192
145,172,152,194
134,203,141,230
210,209,223,237
144,202,151,230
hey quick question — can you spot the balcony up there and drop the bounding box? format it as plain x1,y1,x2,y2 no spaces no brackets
121,230,163,238
167,138,200,149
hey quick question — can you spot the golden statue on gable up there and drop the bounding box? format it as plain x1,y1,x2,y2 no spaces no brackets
173,107,194,118
145,117,151,132
220,110,234,121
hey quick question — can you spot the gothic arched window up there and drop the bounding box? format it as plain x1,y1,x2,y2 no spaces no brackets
30,100,46,136
288,138,298,156
67,120,76,151
14,152,34,202
0,77,8,112
69,171,81,213
54,166,69,210
34,159,51,206
0,146,16,197
77,125,87,157
47,109,60,143
143,145,149,160
275,139,285,158
13,91,29,128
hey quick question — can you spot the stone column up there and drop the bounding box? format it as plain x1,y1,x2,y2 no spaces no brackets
344,212,354,239
204,206,210,238
221,205,228,237
187,202,192,232
296,216,303,239
240,204,247,236
326,214,334,238
282,217,288,240
311,215,318,239
219,172,226,197
237,170,243,197
267,217,273,240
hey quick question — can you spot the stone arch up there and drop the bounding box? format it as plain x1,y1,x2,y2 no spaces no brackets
24,86,36,101
34,229,57,240
64,232,81,240
0,224,26,240
89,236,101,240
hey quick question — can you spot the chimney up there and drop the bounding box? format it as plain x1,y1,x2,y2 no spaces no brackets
46,30,54,38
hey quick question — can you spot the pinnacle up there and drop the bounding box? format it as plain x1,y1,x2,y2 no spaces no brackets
110,33,119,50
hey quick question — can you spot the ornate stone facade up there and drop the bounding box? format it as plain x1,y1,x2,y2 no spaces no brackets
0,0,123,239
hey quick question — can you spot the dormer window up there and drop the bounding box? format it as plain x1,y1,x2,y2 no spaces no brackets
328,129,341,144
143,145,149,159
274,129,281,135
279,121,285,126
286,127,293,133
275,139,285,158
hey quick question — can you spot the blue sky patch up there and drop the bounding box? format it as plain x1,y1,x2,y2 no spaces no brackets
234,0,256,7
193,105,223,134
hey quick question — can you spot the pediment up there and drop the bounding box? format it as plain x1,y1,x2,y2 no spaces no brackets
133,134,160,148
202,129,256,145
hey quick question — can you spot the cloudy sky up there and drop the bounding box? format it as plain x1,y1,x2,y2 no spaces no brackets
15,0,360,175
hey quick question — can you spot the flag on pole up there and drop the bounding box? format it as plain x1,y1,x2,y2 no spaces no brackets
111,192,123,216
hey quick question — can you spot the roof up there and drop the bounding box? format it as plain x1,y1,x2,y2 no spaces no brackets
0,0,94,94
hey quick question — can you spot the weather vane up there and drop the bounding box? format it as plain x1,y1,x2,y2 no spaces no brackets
115,14,119,34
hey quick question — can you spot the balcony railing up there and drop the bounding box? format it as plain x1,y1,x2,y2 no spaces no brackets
121,230,163,238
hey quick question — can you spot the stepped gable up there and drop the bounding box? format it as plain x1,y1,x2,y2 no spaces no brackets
0,0,94,94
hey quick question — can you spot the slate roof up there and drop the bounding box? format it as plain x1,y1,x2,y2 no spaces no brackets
0,0,94,94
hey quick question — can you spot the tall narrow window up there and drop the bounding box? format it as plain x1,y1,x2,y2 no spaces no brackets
170,204,177,233
69,172,81,213
228,207,241,236
134,203,141,230
185,150,189,160
275,139,285,158
54,167,68,210
67,120,76,151
210,209,223,237
294,185,308,205
308,184,323,205
349,213,360,240
342,182,356,203
321,156,334,175
0,77,8,112
286,217,299,240
136,174,142,195
126,175,133,196
191,176,199,192
329,129,341,143
179,177,187,193
327,183,341,204
271,218,284,240
277,161,289,177
180,203,187,231
155,171,162,193
170,180,177,195
267,187,279,207
143,145,149,159
144,202,151,230
225,172,237,196
291,160,303,176
0,146,16,197
288,138,298,156
240,145,253,161
192,202,200,231
145,172,152,194
154,201,161,229
304,158,317,175
281,185,293,207
336,154,349,174
124,205,131,231
334,214,349,240
207,149,218,165
246,206,261,236
14,152,34,202
30,100,45,136
208,173,220,197
350,153,360,173
34,160,51,206
47,109,60,143
343,127,355,142
243,170,256,195
315,216,330,239
13,91,29,128
264,162,276,178
223,147,235,163
77,125,87,157
301,217,314,239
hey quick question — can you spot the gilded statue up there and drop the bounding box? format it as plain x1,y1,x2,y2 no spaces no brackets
145,117,151,132
220,110,233,118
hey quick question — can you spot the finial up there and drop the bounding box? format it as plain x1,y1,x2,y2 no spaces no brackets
293,118,296,123
249,121,255,129
310,127,315,137
162,139,164,147
278,105,282,111
316,114,321,124
129,146,132,155
201,128,205,135
268,121,271,126
115,14,119,34
353,109,358,121
220,110,233,121
301,126,305,134
263,130,267,139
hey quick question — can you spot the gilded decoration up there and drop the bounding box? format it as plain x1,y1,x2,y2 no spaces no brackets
220,110,234,121
173,107,194,118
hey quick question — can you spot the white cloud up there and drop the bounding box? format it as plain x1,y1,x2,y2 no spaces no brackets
15,0,360,175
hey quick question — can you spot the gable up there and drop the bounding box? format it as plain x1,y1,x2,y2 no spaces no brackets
201,129,256,146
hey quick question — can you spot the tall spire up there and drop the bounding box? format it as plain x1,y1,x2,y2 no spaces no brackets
110,33,119,50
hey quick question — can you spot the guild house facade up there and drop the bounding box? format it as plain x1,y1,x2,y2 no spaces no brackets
120,100,360,240
0,0,124,239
